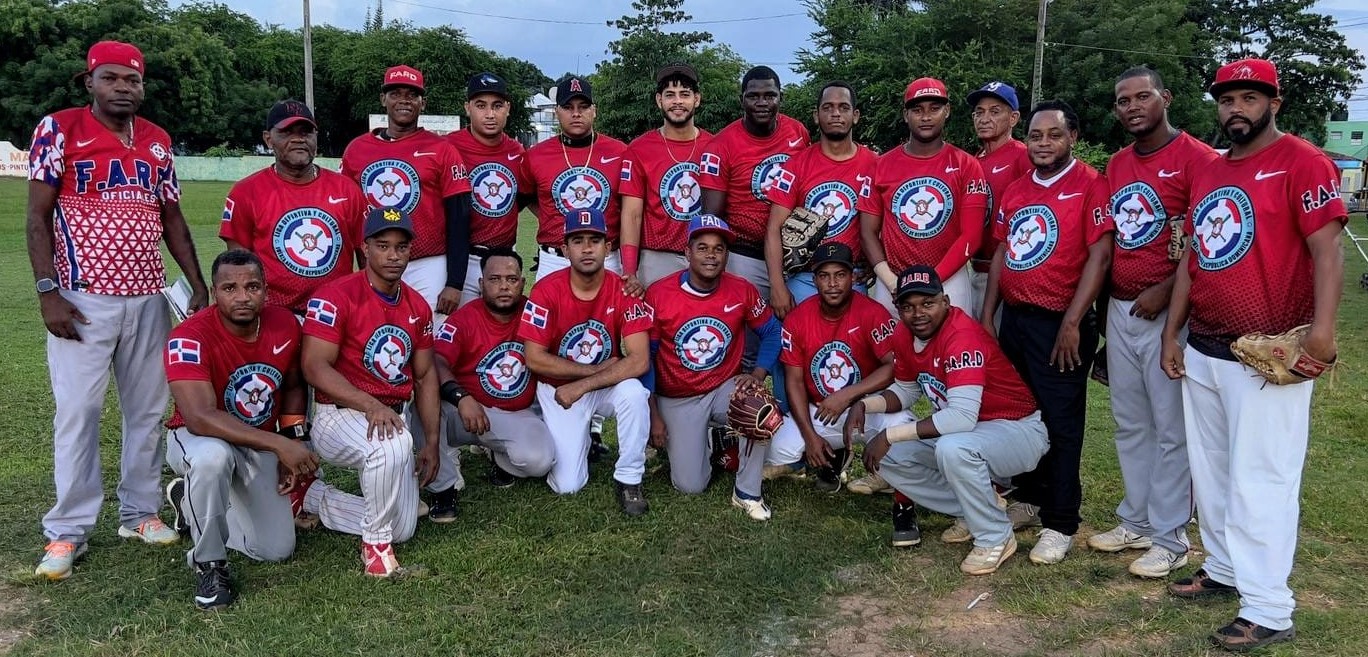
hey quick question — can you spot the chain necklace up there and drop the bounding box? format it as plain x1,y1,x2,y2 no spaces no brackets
274,162,319,183
561,132,596,174
659,126,699,165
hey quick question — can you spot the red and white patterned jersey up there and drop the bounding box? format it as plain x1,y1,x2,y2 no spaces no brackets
646,272,771,397
165,305,302,430
446,130,526,248
518,135,629,246
1106,132,1219,299
302,272,434,407
219,167,367,313
621,129,714,252
993,160,1115,312
28,107,179,296
780,294,897,403
697,115,810,245
1185,134,1347,338
517,269,653,387
975,139,1032,260
890,307,1037,421
433,298,536,412
340,128,471,260
858,144,989,280
766,143,879,260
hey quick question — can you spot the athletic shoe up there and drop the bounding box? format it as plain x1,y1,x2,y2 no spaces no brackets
762,463,806,481
847,471,892,495
1128,546,1189,578
961,536,1018,575
427,487,459,523
1167,568,1238,599
1005,501,1042,529
362,542,400,578
165,477,189,535
1209,617,1295,652
417,499,429,518
193,560,235,610
489,462,516,489
1028,528,1073,565
814,448,851,493
588,430,611,463
118,517,179,545
35,541,87,581
614,480,649,517
288,473,319,530
891,499,921,547
1086,525,1153,553
941,518,972,544
731,491,771,521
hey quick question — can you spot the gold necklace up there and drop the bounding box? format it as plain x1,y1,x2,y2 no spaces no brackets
659,126,699,165
561,133,596,174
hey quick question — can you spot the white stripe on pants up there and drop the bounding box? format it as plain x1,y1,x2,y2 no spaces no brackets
536,379,649,493
1182,346,1312,631
306,404,419,544
765,403,915,465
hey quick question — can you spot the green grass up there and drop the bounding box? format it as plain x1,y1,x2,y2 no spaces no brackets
1,177,1367,656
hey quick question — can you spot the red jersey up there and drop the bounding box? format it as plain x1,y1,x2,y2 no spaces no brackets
302,272,434,407
1185,135,1347,338
219,167,367,313
621,129,714,252
518,270,652,387
27,107,179,296
646,272,772,397
164,305,302,430
858,144,989,280
446,130,526,248
975,139,1032,260
767,144,879,260
779,294,897,403
1107,132,1219,299
890,307,1037,421
340,128,471,260
697,115,810,245
433,299,536,412
518,135,629,246
993,160,1115,312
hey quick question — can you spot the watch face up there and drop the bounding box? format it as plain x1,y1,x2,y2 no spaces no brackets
36,278,58,293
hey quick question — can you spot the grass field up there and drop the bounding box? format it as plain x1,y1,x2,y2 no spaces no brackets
1,177,1366,657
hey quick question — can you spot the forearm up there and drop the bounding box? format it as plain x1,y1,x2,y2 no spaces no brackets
842,363,894,400
304,360,387,411
526,349,602,381
181,409,295,455
26,187,57,280
981,244,1005,321
1163,259,1192,340
701,189,726,218
576,352,648,392
764,205,788,286
413,366,442,443
1308,228,1344,340
784,365,818,437
859,212,888,270
620,196,644,276
1063,245,1111,326
444,194,472,289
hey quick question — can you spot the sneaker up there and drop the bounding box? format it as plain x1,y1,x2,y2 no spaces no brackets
1129,546,1189,578
35,541,87,581
193,560,235,610
588,430,611,463
1209,617,1295,652
428,487,459,523
1167,568,1238,599
891,499,921,547
489,462,516,489
731,491,771,521
1005,501,1041,529
847,471,892,495
941,518,973,544
961,536,1018,575
762,463,806,480
362,541,401,578
166,477,189,535
118,517,179,545
814,448,851,493
1028,528,1074,565
417,499,430,518
1086,525,1153,553
614,480,649,517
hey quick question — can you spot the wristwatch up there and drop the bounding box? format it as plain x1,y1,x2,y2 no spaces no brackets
36,278,58,294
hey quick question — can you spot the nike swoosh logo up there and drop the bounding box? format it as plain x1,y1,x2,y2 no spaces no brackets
76,138,97,148
1057,192,1083,200
991,165,1009,174
507,153,521,161
272,340,292,355
1157,169,1180,178
1254,170,1286,180
408,315,420,324
600,156,620,164
194,596,218,605
945,166,959,173
413,151,436,157
723,303,742,312
787,138,805,147
848,327,860,334
328,196,348,204
606,307,616,314
933,358,940,367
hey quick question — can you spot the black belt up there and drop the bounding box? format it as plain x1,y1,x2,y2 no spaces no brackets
470,244,493,258
730,240,764,260
1187,333,1238,362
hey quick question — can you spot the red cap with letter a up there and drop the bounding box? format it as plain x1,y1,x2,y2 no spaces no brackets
83,40,145,76
1209,58,1279,97
382,65,425,93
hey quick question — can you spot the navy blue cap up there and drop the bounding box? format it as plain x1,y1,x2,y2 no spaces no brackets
563,207,607,238
467,72,510,100
364,207,415,239
967,81,1019,112
895,264,943,303
556,75,593,106
688,213,734,242
809,243,854,271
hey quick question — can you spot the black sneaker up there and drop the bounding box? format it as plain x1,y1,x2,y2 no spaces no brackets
193,560,235,610
428,487,459,523
1210,617,1296,652
165,477,189,535
614,479,649,517
488,462,516,489
588,430,611,463
814,448,851,493
891,500,921,547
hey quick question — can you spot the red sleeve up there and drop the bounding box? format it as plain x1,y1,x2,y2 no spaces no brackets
744,283,774,331
620,295,654,339
432,316,459,364
415,305,435,350
992,206,1009,243
218,179,255,244
516,286,554,347
933,156,989,280
856,156,883,217
515,151,536,194
301,288,346,345
1288,151,1349,237
644,287,663,341
941,331,989,388
890,329,915,382
698,134,726,191
1083,174,1115,246
619,146,646,198
865,302,897,359
779,315,802,368
164,329,211,382
440,143,472,197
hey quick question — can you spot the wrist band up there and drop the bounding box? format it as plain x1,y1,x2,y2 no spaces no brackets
859,394,887,414
439,381,464,405
873,261,897,291
621,244,640,277
885,422,920,443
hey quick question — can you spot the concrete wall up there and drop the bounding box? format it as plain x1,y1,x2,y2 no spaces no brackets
0,142,341,181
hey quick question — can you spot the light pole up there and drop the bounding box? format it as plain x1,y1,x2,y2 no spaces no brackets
1031,0,1049,109
303,0,315,110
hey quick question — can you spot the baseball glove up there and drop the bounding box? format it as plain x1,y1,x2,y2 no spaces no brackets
1166,219,1187,262
1230,324,1335,385
780,207,828,274
728,382,784,442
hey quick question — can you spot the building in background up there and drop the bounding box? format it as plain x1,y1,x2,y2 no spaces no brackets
1325,120,1368,211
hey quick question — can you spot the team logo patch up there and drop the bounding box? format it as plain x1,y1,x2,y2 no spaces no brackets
916,372,949,411
167,338,201,365
552,167,611,215
804,181,859,239
272,208,343,278
364,325,414,384
477,341,530,399
674,317,733,372
891,177,955,238
659,162,703,221
1004,204,1059,271
361,159,421,213
470,162,517,217
810,342,860,397
558,319,613,365
1190,186,1255,271
1110,182,1167,250
221,198,235,223
223,363,283,426
149,142,168,161
750,153,791,201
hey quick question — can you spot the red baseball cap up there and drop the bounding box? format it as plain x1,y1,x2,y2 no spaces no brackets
382,65,425,93
1209,58,1279,97
904,77,949,105
83,40,144,76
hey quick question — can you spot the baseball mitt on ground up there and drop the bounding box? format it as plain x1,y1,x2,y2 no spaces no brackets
1230,324,1335,385
728,382,784,442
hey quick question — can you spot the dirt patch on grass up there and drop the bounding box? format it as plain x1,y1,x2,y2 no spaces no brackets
0,583,31,655
915,584,1035,657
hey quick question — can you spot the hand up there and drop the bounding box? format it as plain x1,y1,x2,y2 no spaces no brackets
275,437,320,477
554,381,585,409
365,403,406,441
187,285,209,315
1049,320,1082,372
802,430,834,469
731,373,763,392
621,274,646,299
648,409,668,449
456,395,490,435
814,389,852,426
436,286,461,315
415,441,439,487
1300,329,1337,364
1160,336,1186,380
843,400,867,447
276,463,297,495
862,431,891,474
39,293,90,341
769,286,795,320
1129,283,1170,321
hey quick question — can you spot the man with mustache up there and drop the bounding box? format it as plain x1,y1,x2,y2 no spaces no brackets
966,82,1031,318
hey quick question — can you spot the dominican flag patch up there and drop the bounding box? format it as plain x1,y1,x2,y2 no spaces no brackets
619,159,633,182
221,198,235,223
306,298,337,327
780,328,793,353
700,152,721,176
774,167,794,193
435,322,456,343
521,300,548,329
167,338,201,365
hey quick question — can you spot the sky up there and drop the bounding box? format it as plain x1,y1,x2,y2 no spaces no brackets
170,0,1368,119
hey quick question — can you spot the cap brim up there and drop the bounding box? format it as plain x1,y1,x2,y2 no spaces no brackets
366,225,415,239
895,286,942,303
468,89,511,100
1208,80,1278,98
558,92,592,106
564,227,607,237
966,89,1015,110
905,94,950,106
381,83,425,93
656,67,699,85
272,116,316,131
689,228,734,243
810,258,854,271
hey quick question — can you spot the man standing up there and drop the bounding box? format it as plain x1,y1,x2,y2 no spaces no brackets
29,41,210,580
980,100,1115,566
1160,58,1344,651
1085,67,1217,578
966,82,1031,315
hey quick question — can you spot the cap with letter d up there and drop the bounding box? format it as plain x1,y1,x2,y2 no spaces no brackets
364,206,415,239
688,213,734,242
563,207,607,238
895,264,944,303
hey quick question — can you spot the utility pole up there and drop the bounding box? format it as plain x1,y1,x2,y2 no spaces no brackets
1031,0,1048,109
303,0,315,110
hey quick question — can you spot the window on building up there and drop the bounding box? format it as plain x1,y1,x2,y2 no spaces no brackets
1353,131,1364,145
1330,131,1343,140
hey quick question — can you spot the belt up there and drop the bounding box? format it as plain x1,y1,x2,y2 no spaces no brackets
1187,333,1238,362
730,240,764,260
971,259,992,273
470,244,493,258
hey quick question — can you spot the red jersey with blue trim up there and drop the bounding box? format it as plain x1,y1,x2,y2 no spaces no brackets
890,307,1037,421
518,135,629,246
302,272,434,407
446,130,525,248
434,298,536,412
165,305,302,430
697,115,810,245
28,107,180,296
621,129,714,252
517,269,653,387
646,272,772,397
340,128,471,260
219,167,367,313
993,160,1115,312
974,139,1032,260
1184,135,1347,338
780,294,897,403
766,143,879,260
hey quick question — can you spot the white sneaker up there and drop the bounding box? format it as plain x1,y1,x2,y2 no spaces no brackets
941,518,973,544
1086,525,1153,553
1006,502,1041,529
1029,528,1074,565
731,492,772,521
35,541,87,580
118,517,179,545
847,472,892,495
961,536,1018,575
1128,546,1189,578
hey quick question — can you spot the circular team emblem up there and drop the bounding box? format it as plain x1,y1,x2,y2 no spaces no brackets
810,342,860,397
1190,186,1255,271
149,142,168,161
223,363,283,426
659,162,703,221
361,159,421,213
477,341,529,399
750,153,791,200
916,372,949,411
804,181,858,239
1004,204,1059,271
364,325,413,384
891,177,955,238
470,162,518,218
552,167,611,215
558,320,613,365
1110,182,1167,250
674,317,733,372
272,208,342,278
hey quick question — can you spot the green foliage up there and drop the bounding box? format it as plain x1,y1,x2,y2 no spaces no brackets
201,142,251,157
1073,139,1111,172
